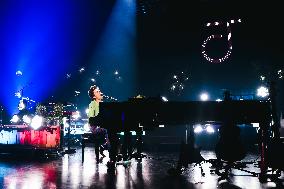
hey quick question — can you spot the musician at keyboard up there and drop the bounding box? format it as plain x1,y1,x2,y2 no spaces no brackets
88,85,110,162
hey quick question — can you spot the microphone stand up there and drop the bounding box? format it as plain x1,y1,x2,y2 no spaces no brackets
63,114,76,154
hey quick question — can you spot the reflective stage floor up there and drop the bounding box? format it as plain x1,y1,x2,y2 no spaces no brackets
0,147,283,189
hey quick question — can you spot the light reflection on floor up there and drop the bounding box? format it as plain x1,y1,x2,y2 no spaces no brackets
0,147,283,189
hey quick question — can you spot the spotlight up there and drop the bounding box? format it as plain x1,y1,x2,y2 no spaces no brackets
194,125,203,133
85,108,89,115
79,67,85,73
161,96,168,102
200,92,209,101
257,86,269,98
31,115,43,130
205,124,215,133
23,115,31,124
260,75,265,81
10,115,19,123
74,91,80,97
15,92,22,98
251,123,259,128
16,70,23,76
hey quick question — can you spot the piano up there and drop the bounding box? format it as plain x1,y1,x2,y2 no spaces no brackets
82,98,272,174
93,98,271,130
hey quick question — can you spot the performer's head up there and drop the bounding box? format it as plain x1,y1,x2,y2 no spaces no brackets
88,85,103,102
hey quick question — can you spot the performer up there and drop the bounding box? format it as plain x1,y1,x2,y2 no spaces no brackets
88,85,109,162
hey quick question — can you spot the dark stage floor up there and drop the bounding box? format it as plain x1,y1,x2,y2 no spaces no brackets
0,147,283,189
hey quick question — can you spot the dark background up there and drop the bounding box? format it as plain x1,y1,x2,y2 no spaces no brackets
0,0,283,121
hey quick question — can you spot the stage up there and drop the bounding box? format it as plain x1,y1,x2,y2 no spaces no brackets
0,147,283,189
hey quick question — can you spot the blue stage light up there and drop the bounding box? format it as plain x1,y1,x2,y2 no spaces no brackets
0,1,113,117
88,0,137,101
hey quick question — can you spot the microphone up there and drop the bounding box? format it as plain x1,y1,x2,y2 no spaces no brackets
102,94,118,101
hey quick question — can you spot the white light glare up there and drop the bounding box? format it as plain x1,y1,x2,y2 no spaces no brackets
257,86,269,98
278,70,283,79
79,67,85,73
16,70,23,76
85,108,89,115
194,125,203,133
260,75,265,81
15,92,22,98
161,96,168,102
83,123,90,132
31,115,43,130
72,111,81,120
11,115,19,123
23,115,31,124
206,124,215,133
200,93,209,101
251,123,259,128
216,98,222,102
228,32,231,40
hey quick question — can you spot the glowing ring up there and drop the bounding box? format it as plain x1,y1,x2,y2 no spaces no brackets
202,19,241,63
